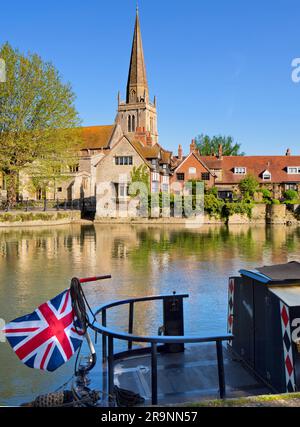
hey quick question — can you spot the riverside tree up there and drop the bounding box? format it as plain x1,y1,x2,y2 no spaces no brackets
0,43,81,205
195,135,245,156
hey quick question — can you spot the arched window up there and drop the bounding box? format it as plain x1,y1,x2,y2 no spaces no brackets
132,115,135,132
128,115,131,132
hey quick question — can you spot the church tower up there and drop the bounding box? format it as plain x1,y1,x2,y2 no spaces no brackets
116,7,158,145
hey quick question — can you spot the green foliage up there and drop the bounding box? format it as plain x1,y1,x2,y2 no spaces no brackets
272,199,280,205
195,134,244,156
259,188,273,204
283,189,298,201
0,211,72,222
284,199,300,205
0,42,82,204
130,164,150,192
223,201,254,218
204,194,224,218
239,175,259,198
206,186,218,197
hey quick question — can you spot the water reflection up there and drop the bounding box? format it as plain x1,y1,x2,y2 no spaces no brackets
0,224,300,405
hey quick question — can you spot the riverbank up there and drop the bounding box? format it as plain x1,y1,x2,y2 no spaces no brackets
0,203,299,227
0,210,82,227
184,392,300,407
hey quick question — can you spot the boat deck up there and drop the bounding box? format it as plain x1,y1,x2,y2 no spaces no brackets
95,343,271,405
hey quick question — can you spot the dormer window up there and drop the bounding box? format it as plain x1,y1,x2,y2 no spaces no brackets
287,167,300,174
262,170,271,180
234,167,246,175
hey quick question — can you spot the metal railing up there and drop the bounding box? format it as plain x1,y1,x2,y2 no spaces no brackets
89,294,233,405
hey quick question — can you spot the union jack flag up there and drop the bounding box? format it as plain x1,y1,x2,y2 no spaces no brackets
3,289,84,372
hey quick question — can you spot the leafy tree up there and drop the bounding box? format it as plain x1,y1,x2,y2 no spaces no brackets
0,43,81,205
239,175,259,198
195,134,245,156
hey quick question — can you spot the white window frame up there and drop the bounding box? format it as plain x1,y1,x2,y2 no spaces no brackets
189,167,196,174
234,167,247,175
118,183,128,198
115,156,133,166
262,170,272,180
152,172,160,182
152,181,159,193
287,167,300,174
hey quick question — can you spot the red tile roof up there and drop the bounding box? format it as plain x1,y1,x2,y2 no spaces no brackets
201,155,300,184
80,125,115,150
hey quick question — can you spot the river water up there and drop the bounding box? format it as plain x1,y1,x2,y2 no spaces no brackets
0,223,300,405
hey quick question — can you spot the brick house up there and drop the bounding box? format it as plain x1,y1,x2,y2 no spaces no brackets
170,140,215,193
201,148,300,199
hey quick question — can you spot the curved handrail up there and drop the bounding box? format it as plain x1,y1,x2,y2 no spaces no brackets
88,293,233,405
89,293,233,344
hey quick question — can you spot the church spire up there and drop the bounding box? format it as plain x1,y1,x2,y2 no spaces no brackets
126,7,149,104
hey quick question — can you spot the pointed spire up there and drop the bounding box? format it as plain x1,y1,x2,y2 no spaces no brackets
126,7,149,104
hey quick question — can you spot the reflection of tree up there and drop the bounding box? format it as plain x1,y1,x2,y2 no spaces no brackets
129,226,260,265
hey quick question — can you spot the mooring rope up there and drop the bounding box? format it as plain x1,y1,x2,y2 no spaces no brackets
70,277,96,334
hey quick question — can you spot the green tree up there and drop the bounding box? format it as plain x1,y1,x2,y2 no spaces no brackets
0,43,81,205
195,134,245,156
239,175,259,198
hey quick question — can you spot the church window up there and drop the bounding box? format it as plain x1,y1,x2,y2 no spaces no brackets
132,115,136,132
128,116,131,132
115,156,133,166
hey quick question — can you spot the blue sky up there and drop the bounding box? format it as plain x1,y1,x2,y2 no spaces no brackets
1,0,300,155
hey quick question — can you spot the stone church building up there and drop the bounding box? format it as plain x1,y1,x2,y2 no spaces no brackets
13,7,300,214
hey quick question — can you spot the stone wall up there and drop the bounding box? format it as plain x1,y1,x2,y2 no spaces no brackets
0,210,81,227
266,204,287,224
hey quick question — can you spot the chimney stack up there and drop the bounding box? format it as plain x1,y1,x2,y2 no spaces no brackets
286,148,291,156
178,144,183,160
218,144,223,159
190,139,196,153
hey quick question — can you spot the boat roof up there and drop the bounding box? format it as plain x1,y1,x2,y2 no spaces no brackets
239,261,300,285
270,286,300,307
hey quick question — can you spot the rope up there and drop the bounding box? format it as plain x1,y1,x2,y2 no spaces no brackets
113,386,145,407
69,278,145,407
70,277,96,334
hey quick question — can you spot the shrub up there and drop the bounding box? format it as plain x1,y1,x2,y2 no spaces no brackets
272,199,280,205
204,194,224,218
239,175,259,197
283,189,298,201
284,199,300,205
223,201,254,218
206,186,218,197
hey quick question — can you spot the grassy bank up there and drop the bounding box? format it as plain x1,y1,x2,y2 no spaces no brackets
184,393,300,407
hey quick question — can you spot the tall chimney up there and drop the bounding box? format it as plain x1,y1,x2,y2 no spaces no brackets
218,144,223,159
178,144,183,160
190,139,196,153
286,148,291,156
